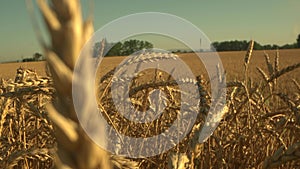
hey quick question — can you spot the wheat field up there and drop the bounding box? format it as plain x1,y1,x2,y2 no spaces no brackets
1,49,299,82
0,0,299,168
0,48,299,168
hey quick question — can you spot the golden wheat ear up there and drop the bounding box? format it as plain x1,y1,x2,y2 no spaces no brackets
36,0,111,168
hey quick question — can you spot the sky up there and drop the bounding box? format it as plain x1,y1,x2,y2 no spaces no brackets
0,0,300,62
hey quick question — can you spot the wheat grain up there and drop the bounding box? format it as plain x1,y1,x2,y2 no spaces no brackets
244,40,254,66
256,67,269,83
264,51,274,76
275,49,280,73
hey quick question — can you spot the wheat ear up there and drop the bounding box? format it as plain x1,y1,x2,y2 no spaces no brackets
36,0,111,168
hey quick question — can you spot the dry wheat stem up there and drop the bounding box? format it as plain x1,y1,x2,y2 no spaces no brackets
263,142,300,169
268,62,300,83
0,68,55,168
264,51,274,76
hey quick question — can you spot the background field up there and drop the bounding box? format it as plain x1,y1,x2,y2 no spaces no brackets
1,49,299,87
0,49,299,168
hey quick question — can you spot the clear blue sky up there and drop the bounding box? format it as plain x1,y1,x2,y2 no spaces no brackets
0,0,300,62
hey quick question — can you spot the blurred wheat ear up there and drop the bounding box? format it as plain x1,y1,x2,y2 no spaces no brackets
33,0,111,168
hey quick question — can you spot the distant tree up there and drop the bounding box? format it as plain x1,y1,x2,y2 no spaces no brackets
263,44,272,50
172,49,182,53
279,43,297,49
33,52,43,61
272,44,279,49
22,52,43,62
22,58,35,62
210,42,219,51
297,34,300,48
121,39,153,56
253,41,263,50
107,42,122,56
211,39,299,51
211,40,249,51
94,39,153,56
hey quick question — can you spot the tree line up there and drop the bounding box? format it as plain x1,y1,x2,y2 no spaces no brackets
19,39,153,62
25,34,300,62
93,39,153,57
21,52,43,62
211,34,300,52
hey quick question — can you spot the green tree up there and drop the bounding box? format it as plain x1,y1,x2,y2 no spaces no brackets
120,39,153,55
93,39,153,56
211,40,299,51
297,34,300,48
107,42,122,56
279,43,297,49
253,41,263,50
33,52,43,61
211,40,249,51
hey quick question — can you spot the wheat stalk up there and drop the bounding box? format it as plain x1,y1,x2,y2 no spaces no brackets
292,79,300,92
244,40,254,67
0,1,294,167
35,0,112,168
268,62,300,83
0,68,55,168
263,142,300,169
264,51,274,76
